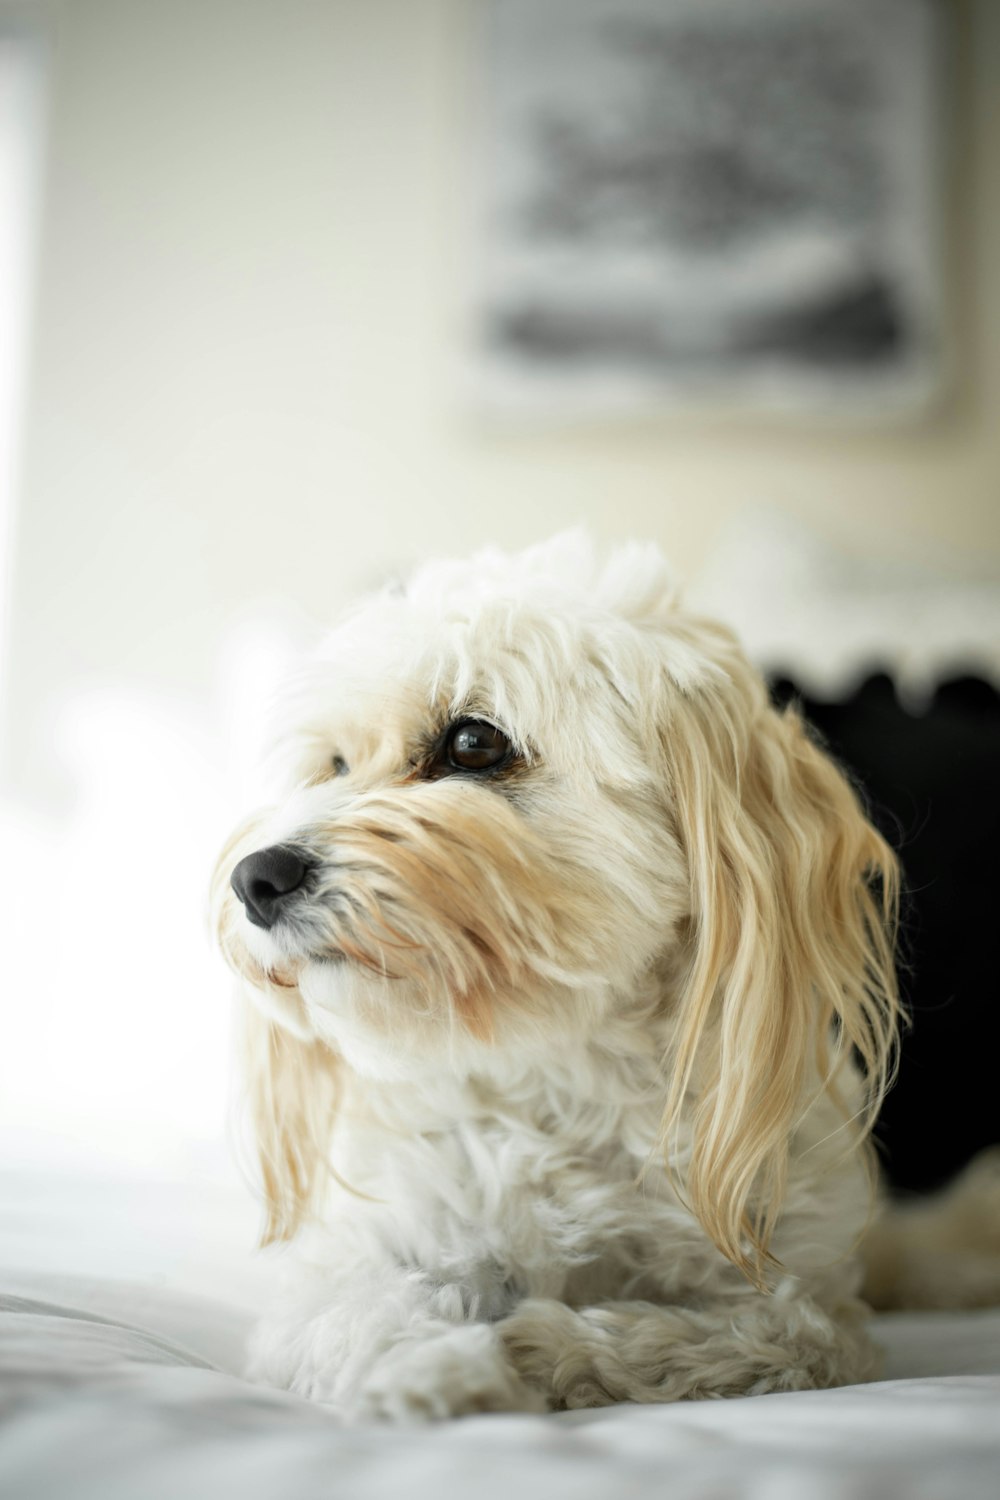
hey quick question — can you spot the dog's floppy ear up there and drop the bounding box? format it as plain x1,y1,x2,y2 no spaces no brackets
658,625,900,1284
239,1000,342,1246
210,822,342,1245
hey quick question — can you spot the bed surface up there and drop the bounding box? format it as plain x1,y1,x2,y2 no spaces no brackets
2,1161,999,1500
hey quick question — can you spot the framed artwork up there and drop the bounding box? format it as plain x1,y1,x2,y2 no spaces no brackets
472,0,945,418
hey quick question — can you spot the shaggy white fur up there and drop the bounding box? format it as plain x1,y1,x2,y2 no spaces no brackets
212,532,904,1420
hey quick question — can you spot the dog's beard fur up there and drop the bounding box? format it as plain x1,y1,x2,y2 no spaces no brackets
211,534,911,1413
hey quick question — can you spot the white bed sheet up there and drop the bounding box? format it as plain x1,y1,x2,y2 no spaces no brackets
2,1163,999,1500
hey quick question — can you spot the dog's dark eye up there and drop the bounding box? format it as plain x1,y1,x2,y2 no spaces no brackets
446,720,511,772
331,755,349,777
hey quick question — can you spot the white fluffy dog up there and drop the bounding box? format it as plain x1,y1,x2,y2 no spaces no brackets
212,533,904,1420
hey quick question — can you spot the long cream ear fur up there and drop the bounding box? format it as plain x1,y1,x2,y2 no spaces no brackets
659,628,901,1285
240,1001,343,1246
211,827,345,1246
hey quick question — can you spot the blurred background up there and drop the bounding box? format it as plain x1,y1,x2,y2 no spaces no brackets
0,1,997,1203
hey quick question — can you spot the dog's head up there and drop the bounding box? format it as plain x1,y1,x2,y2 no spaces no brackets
212,533,899,1278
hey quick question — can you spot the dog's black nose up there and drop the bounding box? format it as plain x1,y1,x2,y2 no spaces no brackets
231,845,309,930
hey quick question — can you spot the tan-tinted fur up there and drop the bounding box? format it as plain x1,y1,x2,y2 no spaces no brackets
659,628,900,1284
238,1009,340,1243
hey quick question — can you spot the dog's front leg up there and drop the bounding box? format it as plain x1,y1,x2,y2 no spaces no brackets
499,1286,879,1409
248,1255,545,1420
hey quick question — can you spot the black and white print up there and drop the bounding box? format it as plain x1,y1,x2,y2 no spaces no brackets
474,0,944,416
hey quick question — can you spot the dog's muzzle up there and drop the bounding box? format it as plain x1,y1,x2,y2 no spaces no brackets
231,845,311,930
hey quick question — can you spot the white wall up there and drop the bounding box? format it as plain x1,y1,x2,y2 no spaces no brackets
0,27,44,683
3,0,999,806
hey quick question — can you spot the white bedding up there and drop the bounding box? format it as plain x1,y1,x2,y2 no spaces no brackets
2,1163,999,1500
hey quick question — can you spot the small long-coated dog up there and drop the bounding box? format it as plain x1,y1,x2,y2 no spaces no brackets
212,533,1000,1420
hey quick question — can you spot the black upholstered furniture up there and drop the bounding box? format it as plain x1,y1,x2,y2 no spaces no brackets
770,672,1000,1195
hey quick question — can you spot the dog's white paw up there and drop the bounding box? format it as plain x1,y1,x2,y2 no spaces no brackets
344,1324,547,1423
